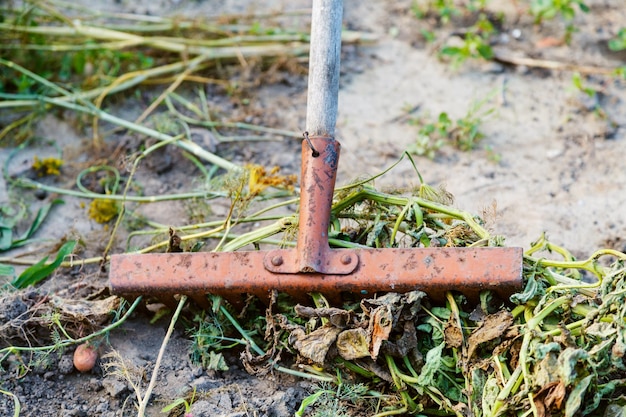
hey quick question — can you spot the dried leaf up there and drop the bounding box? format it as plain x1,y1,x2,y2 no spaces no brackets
289,326,342,364
336,328,370,360
361,290,425,323
167,227,182,253
466,310,513,361
444,315,464,348
382,321,419,358
368,305,393,359
294,305,352,328
533,381,566,417
585,322,617,339
49,295,120,325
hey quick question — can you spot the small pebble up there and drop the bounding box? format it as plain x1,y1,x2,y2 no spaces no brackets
34,189,48,200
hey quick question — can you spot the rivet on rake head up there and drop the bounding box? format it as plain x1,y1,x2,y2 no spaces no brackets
340,254,352,265
271,256,284,266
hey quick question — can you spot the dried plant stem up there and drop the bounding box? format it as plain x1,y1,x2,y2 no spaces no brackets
137,295,187,417
493,52,619,75
0,58,241,172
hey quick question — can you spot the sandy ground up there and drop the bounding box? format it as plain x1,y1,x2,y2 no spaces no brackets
1,0,625,416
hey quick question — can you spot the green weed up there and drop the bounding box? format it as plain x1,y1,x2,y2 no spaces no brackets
408,95,495,158
296,377,371,417
609,28,626,52
529,0,590,22
0,199,64,252
529,0,589,42
10,240,77,289
188,298,237,371
161,387,196,417
439,14,495,68
412,0,461,24
571,72,609,119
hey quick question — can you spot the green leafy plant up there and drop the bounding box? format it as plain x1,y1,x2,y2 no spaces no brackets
188,298,237,372
530,0,589,22
408,95,494,158
571,72,609,119
296,378,371,417
439,14,495,68
609,28,626,52
412,0,461,23
161,387,196,417
529,0,589,42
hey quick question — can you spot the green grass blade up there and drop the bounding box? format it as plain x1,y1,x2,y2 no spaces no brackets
10,199,64,249
0,389,21,417
0,263,15,277
11,240,76,289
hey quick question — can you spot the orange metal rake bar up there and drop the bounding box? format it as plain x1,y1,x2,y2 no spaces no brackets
109,136,523,304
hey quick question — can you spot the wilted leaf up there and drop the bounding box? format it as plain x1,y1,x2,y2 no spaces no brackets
366,219,389,247
417,342,444,386
533,381,566,417
510,274,543,304
294,304,352,328
369,305,393,359
604,404,626,417
480,375,499,417
585,322,617,339
207,351,228,371
535,347,561,387
558,348,589,386
444,315,463,348
466,310,513,361
49,295,120,325
336,328,370,360
611,328,626,369
565,374,593,417
289,326,342,364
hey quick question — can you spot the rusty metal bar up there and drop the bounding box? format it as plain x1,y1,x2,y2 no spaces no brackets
109,247,523,303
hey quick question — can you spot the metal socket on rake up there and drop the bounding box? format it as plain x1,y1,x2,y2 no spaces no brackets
109,136,523,305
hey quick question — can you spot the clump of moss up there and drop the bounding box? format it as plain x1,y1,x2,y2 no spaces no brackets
88,199,119,223
32,156,63,177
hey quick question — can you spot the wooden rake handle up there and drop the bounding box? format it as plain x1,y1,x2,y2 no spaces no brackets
306,0,343,138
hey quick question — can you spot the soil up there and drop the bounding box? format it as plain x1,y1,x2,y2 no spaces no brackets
1,0,626,416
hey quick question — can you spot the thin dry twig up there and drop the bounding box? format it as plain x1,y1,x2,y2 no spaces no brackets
493,52,619,75
137,295,188,417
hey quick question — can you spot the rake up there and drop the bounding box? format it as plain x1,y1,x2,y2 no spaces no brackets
109,0,523,306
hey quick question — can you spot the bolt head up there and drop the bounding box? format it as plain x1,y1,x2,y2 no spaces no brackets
340,254,352,265
271,256,283,266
